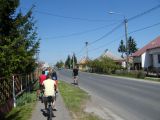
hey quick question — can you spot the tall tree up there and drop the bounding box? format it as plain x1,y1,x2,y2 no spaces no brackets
118,40,126,58
128,36,138,55
0,0,40,76
118,36,138,58
55,60,64,68
71,53,77,68
65,55,71,68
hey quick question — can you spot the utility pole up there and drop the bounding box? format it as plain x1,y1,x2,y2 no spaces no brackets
70,55,71,69
85,42,89,71
124,18,129,71
108,12,129,71
72,52,75,69
85,42,88,59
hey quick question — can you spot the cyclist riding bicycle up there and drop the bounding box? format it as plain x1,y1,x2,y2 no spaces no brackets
42,73,56,111
38,71,46,101
72,66,79,85
51,69,58,93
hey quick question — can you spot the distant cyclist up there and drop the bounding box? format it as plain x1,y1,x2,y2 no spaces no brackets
72,66,79,85
51,69,58,93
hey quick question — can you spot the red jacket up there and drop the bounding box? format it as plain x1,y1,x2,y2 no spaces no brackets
39,74,46,85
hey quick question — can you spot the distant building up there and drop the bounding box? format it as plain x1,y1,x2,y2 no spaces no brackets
78,57,90,71
41,62,49,70
100,50,126,68
132,36,160,71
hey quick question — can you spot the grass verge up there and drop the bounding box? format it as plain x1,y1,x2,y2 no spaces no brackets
59,80,101,120
145,77,160,82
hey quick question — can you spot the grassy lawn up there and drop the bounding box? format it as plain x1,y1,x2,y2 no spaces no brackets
59,80,101,120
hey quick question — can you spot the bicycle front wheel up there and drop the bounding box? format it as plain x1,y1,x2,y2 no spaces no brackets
48,105,53,120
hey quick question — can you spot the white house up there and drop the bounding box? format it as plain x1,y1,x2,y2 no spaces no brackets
132,36,160,71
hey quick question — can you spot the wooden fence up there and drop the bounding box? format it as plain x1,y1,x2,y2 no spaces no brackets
0,70,39,119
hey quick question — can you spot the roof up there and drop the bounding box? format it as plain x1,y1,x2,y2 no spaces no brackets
78,57,90,64
132,36,160,57
101,50,124,61
42,62,49,68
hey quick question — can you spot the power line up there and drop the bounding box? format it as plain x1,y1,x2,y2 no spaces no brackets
128,22,160,34
89,22,123,45
72,4,160,58
88,38,119,52
88,21,160,53
76,46,86,55
87,4,160,49
44,23,119,39
128,4,160,22
22,7,119,22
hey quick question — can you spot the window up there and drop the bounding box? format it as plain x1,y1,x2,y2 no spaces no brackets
158,54,160,63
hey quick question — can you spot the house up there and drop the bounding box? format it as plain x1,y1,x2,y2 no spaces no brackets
78,57,90,71
101,50,126,68
132,36,160,71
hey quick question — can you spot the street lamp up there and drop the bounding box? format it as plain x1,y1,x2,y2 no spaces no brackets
109,12,129,71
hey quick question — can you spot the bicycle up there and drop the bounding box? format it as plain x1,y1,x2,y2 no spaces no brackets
47,96,54,120
39,89,44,103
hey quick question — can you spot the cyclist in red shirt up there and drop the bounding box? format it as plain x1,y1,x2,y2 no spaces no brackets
39,71,47,85
38,71,46,101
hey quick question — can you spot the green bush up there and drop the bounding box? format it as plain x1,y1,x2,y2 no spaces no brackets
16,92,36,106
115,70,146,79
88,56,121,75
136,71,146,79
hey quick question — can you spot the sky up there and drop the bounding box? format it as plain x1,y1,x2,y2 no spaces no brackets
18,0,160,65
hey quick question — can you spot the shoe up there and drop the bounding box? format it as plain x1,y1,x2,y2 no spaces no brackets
53,108,57,111
52,107,57,111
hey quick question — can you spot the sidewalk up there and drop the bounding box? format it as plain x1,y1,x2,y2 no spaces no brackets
30,92,71,120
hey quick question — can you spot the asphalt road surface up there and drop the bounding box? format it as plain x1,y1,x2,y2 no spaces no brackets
58,69,160,120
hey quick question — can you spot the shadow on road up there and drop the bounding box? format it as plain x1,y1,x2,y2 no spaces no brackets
40,109,56,118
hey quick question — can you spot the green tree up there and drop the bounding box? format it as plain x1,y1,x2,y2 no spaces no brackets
88,56,121,74
118,40,126,58
0,0,40,76
118,36,138,57
56,60,64,68
128,36,138,55
65,55,71,69
71,53,77,68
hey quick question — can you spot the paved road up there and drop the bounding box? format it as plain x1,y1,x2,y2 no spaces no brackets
30,92,71,120
58,69,160,120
